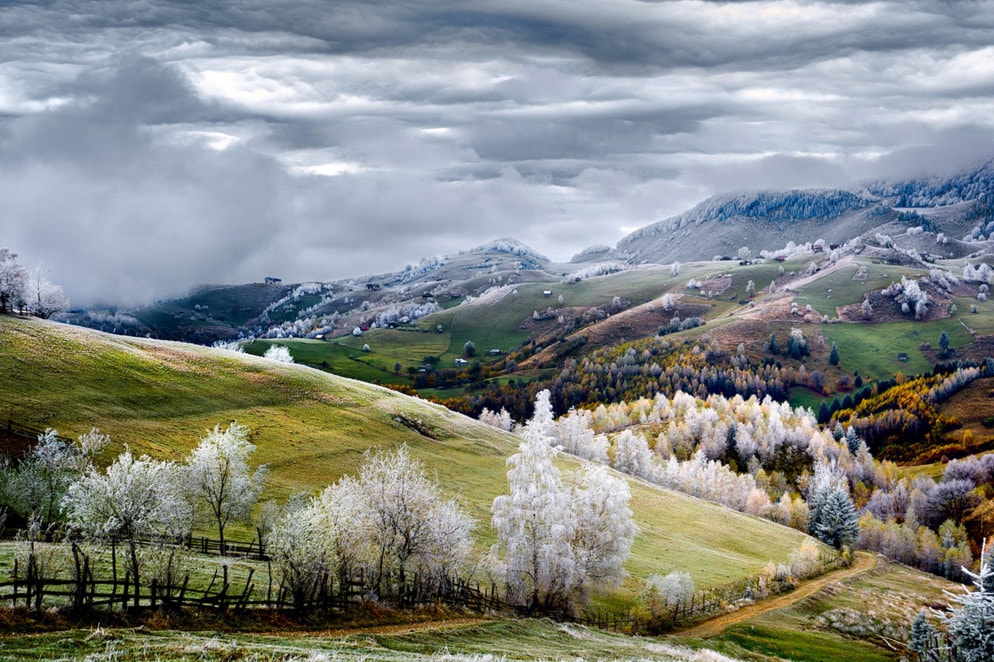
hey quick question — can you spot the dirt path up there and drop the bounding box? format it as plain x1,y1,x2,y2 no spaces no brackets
676,551,877,639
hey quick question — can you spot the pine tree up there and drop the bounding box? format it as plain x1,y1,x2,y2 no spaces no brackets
829,342,840,366
944,540,994,661
768,332,779,355
813,488,859,549
909,610,937,661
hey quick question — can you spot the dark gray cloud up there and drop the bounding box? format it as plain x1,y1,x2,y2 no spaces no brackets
3,0,994,305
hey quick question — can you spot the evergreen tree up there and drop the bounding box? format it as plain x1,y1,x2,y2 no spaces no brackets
939,330,950,352
829,342,840,366
909,611,937,661
945,541,994,662
813,488,859,549
768,332,779,355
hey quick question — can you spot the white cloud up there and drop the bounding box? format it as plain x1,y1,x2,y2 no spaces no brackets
2,0,994,305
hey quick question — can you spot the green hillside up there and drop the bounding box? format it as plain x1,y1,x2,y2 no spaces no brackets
0,315,816,605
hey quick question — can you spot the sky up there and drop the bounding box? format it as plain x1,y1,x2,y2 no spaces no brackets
3,0,994,306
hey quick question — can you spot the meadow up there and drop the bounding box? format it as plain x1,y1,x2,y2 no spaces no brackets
0,316,819,608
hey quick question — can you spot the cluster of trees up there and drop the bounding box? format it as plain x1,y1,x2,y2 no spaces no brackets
490,391,636,614
268,446,474,609
4,412,636,617
0,248,69,318
834,363,990,460
1,424,267,605
483,386,994,580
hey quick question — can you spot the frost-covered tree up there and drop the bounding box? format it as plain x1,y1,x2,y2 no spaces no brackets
7,428,107,528
612,429,654,479
479,407,514,432
492,418,575,612
745,280,756,298
26,262,69,319
567,465,636,602
813,488,859,549
942,541,994,662
646,571,694,609
263,344,293,363
357,445,473,589
268,501,329,610
492,391,635,613
184,423,267,555
553,409,608,463
670,262,680,277
0,248,28,314
63,449,183,606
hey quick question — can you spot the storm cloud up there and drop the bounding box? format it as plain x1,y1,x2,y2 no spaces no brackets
3,0,994,305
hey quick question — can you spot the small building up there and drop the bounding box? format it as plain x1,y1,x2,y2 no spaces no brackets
366,283,382,291
829,244,840,250
542,290,553,296
897,352,909,362
454,358,468,366
489,348,502,355
264,276,282,284
775,255,787,262
812,244,824,253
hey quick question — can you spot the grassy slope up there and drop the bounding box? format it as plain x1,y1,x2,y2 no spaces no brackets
0,316,815,605
691,560,958,662
0,620,723,661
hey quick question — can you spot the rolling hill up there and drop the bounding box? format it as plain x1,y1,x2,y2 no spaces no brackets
0,314,819,602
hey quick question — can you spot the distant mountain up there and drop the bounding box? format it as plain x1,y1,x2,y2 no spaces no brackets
610,160,994,265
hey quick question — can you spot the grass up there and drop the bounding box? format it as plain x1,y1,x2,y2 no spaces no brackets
243,338,418,386
793,259,925,315
0,315,819,609
0,618,734,660
820,319,973,381
955,296,994,334
684,560,959,662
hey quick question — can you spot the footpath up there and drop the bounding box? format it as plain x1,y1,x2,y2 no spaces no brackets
676,551,877,639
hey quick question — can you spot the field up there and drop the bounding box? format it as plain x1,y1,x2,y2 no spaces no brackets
793,259,925,315
820,318,973,381
0,316,819,607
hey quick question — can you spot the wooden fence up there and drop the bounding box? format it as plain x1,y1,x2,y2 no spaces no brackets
0,543,504,615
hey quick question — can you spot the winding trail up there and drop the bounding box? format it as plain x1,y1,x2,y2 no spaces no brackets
676,551,878,639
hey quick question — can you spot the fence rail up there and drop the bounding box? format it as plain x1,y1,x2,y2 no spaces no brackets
0,543,505,615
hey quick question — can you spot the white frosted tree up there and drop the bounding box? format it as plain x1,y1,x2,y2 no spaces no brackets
268,502,329,610
553,408,608,464
63,448,183,606
263,345,294,363
357,445,474,590
492,422,576,612
8,428,107,528
0,248,27,314
567,465,637,603
492,390,636,614
479,407,514,432
184,423,267,555
612,429,654,479
941,540,994,662
26,262,69,319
